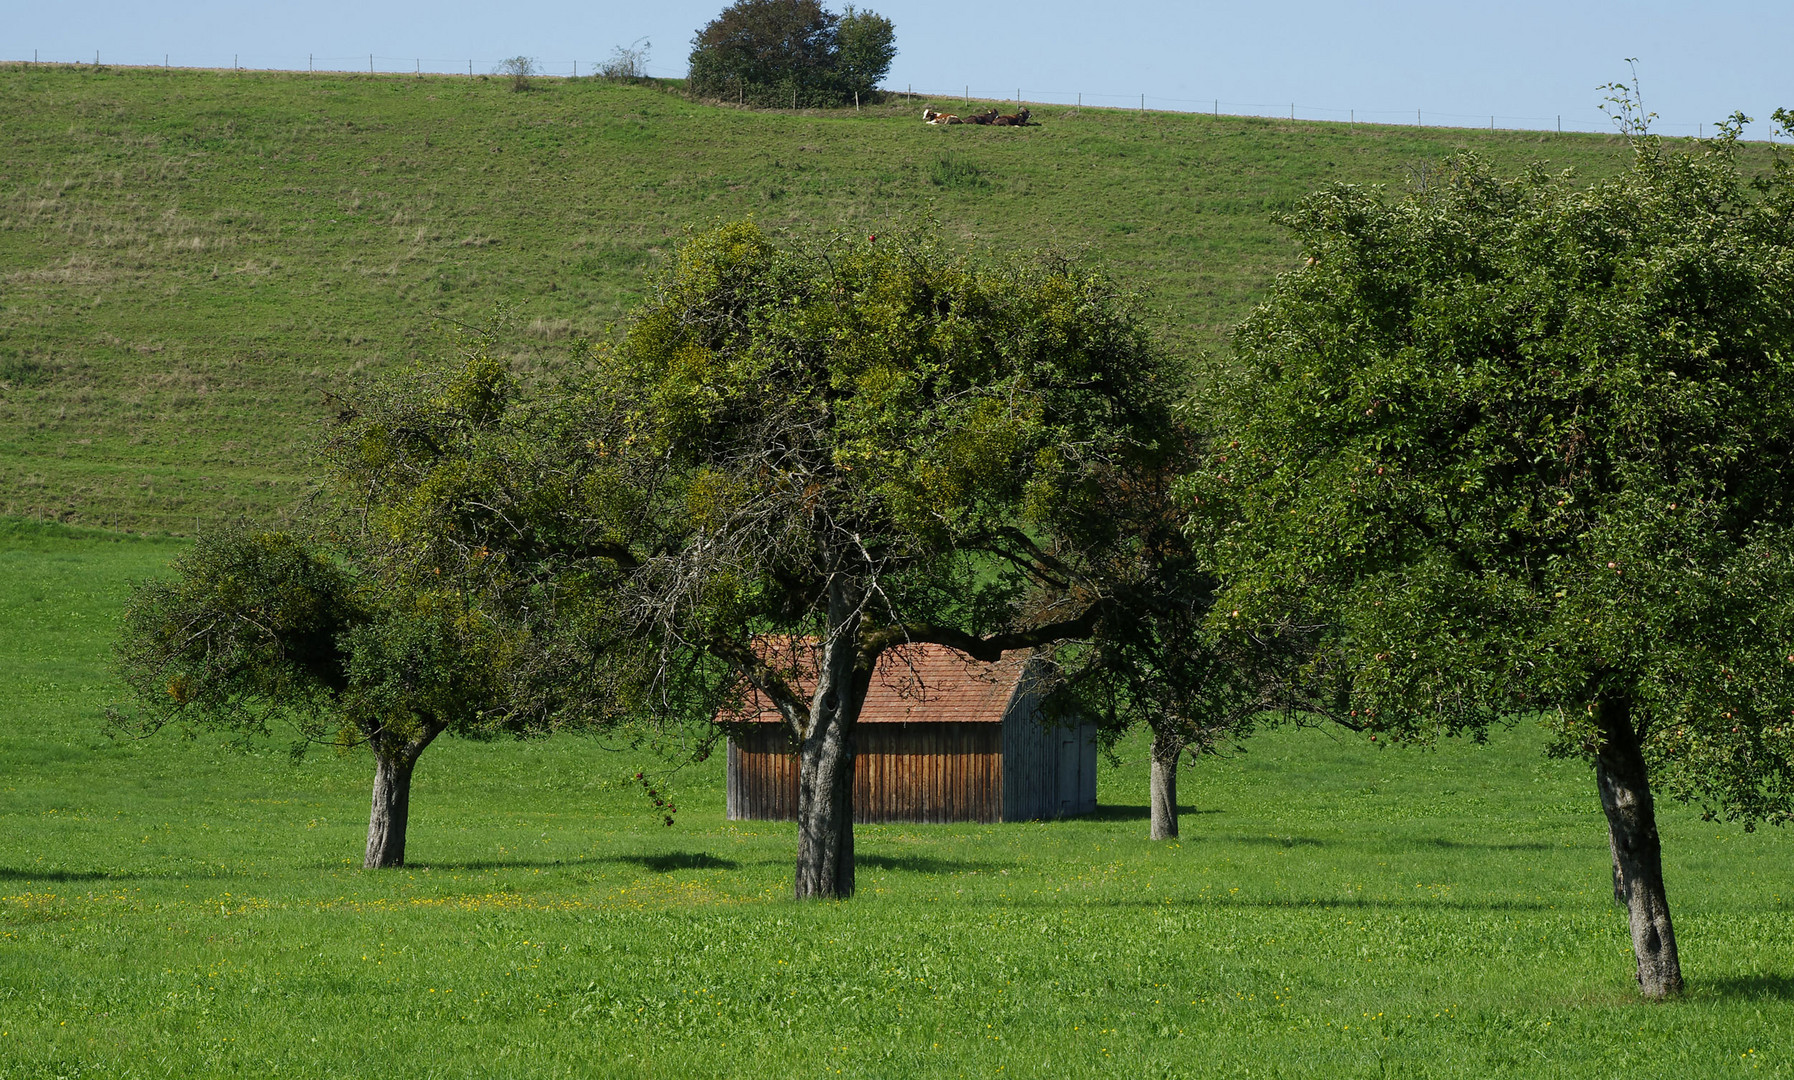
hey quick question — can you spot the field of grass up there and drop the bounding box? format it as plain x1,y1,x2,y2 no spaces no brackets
0,63,1710,534
5,524,1794,1077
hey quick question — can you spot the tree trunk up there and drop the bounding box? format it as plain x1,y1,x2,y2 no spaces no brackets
363,724,443,870
1592,693,1682,998
793,582,864,900
1608,823,1628,906
1149,730,1183,840
794,703,856,899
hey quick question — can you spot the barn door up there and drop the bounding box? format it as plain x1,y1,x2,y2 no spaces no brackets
1057,731,1080,813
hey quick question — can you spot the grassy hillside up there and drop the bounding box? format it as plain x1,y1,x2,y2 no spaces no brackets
4,523,1793,1077
0,64,1682,533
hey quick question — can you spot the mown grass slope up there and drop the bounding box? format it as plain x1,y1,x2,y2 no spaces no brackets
0,64,1685,533
4,524,1793,1078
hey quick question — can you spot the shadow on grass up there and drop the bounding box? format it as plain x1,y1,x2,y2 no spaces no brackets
1705,973,1794,1002
0,866,180,882
607,852,740,872
1227,834,1329,848
1003,893,1566,914
409,858,576,872
1425,837,1552,852
860,853,1011,875
1084,805,1221,823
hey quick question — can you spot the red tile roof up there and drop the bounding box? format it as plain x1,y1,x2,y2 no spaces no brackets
718,641,1030,724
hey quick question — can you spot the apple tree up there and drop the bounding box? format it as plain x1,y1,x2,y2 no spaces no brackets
113,346,643,868
595,222,1185,898
1190,112,1794,997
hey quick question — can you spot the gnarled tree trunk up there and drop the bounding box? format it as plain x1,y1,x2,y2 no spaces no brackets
363,722,444,870
794,702,856,899
1593,693,1682,998
1149,729,1183,840
793,584,864,900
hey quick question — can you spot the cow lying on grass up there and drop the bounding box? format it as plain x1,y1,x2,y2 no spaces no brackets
923,106,1031,127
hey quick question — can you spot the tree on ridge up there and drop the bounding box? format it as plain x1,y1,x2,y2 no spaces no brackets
687,0,896,108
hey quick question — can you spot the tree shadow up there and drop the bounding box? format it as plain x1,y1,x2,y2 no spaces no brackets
0,866,178,882
1705,973,1794,1002
1084,805,1222,823
410,858,576,872
859,853,1010,875
1226,834,1329,848
1424,837,1551,852
606,852,740,873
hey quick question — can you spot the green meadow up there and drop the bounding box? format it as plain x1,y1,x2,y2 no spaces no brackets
0,63,1688,534
5,66,1794,1077
4,523,1793,1078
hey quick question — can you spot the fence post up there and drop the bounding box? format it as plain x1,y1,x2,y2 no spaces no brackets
964,85,968,105
1139,93,1144,115
469,60,472,77
369,54,373,74
1417,108,1422,126
1557,115,1561,132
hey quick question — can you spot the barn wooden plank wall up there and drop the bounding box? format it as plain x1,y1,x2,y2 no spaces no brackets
1001,693,1098,821
727,724,1004,823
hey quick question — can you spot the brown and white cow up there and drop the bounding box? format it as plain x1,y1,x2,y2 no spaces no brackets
922,108,962,125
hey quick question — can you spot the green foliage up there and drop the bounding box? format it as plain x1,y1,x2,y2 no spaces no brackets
1192,116,1794,824
686,0,895,107
835,5,897,99
114,528,364,745
111,526,525,756
595,221,1182,689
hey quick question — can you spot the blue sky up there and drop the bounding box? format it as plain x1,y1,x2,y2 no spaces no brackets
9,1,1789,138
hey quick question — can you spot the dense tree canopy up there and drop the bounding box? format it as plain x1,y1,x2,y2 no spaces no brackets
1190,111,1794,997
687,0,895,108
583,222,1187,897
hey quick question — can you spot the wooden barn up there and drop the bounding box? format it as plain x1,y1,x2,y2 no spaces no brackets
720,644,1097,824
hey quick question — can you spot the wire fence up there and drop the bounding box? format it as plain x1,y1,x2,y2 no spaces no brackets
904,84,1744,139
12,49,1767,140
